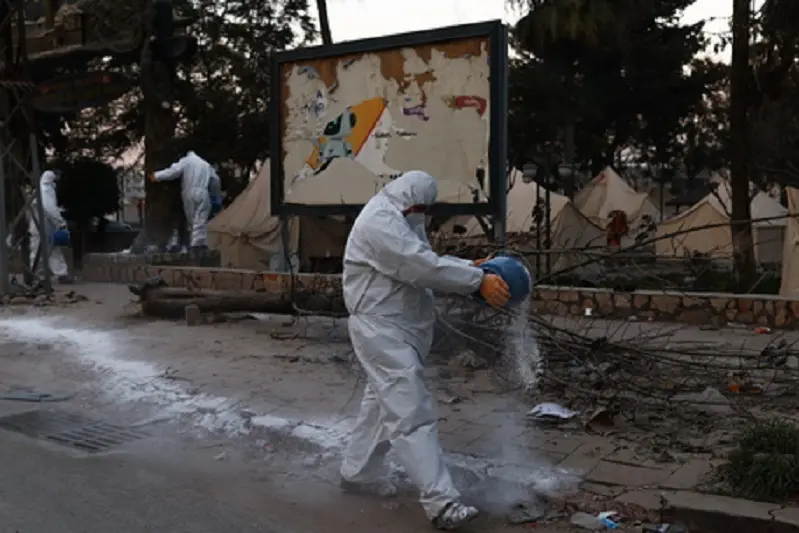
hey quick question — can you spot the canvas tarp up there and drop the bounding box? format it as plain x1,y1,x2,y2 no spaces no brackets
656,181,788,264
208,161,348,270
575,167,661,227
438,174,604,273
780,187,799,296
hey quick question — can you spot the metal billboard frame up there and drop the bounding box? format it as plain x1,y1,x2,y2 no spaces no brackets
269,20,508,223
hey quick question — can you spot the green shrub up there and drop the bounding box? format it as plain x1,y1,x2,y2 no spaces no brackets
722,420,799,501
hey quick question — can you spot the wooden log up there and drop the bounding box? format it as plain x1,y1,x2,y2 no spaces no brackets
138,286,345,319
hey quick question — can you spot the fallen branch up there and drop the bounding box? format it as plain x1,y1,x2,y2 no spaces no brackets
130,277,345,319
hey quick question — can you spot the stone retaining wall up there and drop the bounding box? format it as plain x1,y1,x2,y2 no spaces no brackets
82,254,799,329
531,286,799,328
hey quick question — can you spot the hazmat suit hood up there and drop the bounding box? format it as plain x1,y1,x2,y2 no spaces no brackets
40,170,57,187
381,170,438,212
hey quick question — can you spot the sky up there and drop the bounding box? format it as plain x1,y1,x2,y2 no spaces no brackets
319,0,754,61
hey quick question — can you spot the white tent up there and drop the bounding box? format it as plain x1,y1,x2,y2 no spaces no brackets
208,161,348,270
656,181,788,264
575,167,661,235
780,187,799,296
438,174,604,273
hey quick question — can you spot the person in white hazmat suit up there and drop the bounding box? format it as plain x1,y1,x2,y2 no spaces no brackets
150,151,221,250
28,170,69,281
339,170,510,530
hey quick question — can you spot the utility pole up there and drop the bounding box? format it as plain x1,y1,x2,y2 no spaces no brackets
729,0,756,291
316,0,332,45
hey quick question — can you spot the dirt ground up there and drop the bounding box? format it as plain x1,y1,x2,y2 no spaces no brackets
1,282,796,532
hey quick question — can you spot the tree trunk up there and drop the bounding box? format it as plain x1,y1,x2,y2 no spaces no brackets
316,0,333,45
730,0,756,291
131,0,182,252
137,286,344,318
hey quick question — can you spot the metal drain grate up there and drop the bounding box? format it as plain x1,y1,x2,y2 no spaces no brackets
0,410,150,453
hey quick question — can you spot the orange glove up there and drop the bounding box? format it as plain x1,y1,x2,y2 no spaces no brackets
479,273,510,308
473,258,489,266
148,172,157,182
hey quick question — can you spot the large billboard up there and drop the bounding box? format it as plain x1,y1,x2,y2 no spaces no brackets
270,21,508,217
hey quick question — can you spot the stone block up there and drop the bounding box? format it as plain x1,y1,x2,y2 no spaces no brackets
130,266,149,282
595,292,614,313
560,290,579,302
184,304,201,326
262,272,286,293
682,296,703,308
613,294,631,309
633,294,650,309
186,269,214,289
709,298,729,312
776,309,790,327
650,294,680,314
239,270,261,291
213,270,243,290
538,290,557,301
737,298,753,313
736,311,754,324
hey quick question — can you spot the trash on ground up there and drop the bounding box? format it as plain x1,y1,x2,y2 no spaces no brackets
527,402,577,421
597,511,620,529
570,511,604,530
753,326,772,334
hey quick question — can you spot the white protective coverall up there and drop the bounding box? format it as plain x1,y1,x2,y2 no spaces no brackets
29,170,68,278
154,151,221,247
340,171,485,524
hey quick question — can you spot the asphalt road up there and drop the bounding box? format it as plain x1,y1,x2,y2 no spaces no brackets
0,432,291,533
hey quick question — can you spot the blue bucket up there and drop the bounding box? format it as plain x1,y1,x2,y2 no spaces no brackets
478,255,532,306
51,229,70,247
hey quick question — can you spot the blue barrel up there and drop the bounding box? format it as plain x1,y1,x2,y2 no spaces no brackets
478,255,532,306
51,229,70,247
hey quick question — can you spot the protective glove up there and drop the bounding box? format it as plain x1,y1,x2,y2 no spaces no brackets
479,273,510,308
148,172,157,182
473,258,489,266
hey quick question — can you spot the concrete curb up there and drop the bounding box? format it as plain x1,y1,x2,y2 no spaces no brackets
619,489,799,532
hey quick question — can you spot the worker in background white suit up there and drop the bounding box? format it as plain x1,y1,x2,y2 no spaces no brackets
339,170,510,530
29,170,69,281
150,151,221,250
